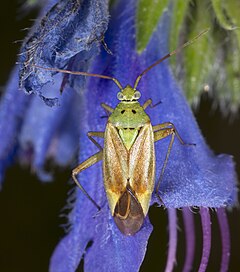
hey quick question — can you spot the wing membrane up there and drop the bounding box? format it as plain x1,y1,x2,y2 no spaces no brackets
103,122,129,214
129,122,155,215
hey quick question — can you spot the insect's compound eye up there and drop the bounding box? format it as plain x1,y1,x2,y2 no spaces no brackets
121,110,126,114
132,110,136,114
133,91,141,100
117,92,124,100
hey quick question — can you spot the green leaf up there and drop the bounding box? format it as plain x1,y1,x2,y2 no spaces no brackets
211,1,240,115
215,32,240,115
223,0,240,27
183,1,213,107
211,0,236,30
223,1,240,68
169,0,190,67
136,0,169,53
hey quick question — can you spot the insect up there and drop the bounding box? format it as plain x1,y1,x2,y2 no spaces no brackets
34,29,208,235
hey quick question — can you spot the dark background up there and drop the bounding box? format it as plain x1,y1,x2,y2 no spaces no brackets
0,1,239,271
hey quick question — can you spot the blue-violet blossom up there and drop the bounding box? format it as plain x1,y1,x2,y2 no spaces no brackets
0,0,237,271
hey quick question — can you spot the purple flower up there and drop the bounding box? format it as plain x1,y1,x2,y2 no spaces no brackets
19,0,109,106
0,0,237,271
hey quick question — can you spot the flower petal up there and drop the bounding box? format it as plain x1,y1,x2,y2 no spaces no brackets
19,0,109,105
19,74,80,181
50,0,237,270
0,67,30,185
84,213,152,272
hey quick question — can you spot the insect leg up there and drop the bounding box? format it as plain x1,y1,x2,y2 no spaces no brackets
101,103,114,114
142,99,152,109
154,129,175,203
72,151,103,210
87,131,105,150
153,122,195,146
153,123,195,203
143,99,161,110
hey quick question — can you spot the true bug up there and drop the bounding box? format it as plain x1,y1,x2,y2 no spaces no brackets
34,29,208,235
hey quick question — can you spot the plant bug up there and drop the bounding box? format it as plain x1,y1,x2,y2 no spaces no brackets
34,29,208,235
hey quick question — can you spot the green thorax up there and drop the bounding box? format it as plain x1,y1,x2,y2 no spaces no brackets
108,85,150,150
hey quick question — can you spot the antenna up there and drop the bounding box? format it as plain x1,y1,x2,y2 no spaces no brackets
32,64,123,90
133,28,210,90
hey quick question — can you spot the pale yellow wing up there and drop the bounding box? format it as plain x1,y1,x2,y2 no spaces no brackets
128,122,155,216
103,122,129,215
